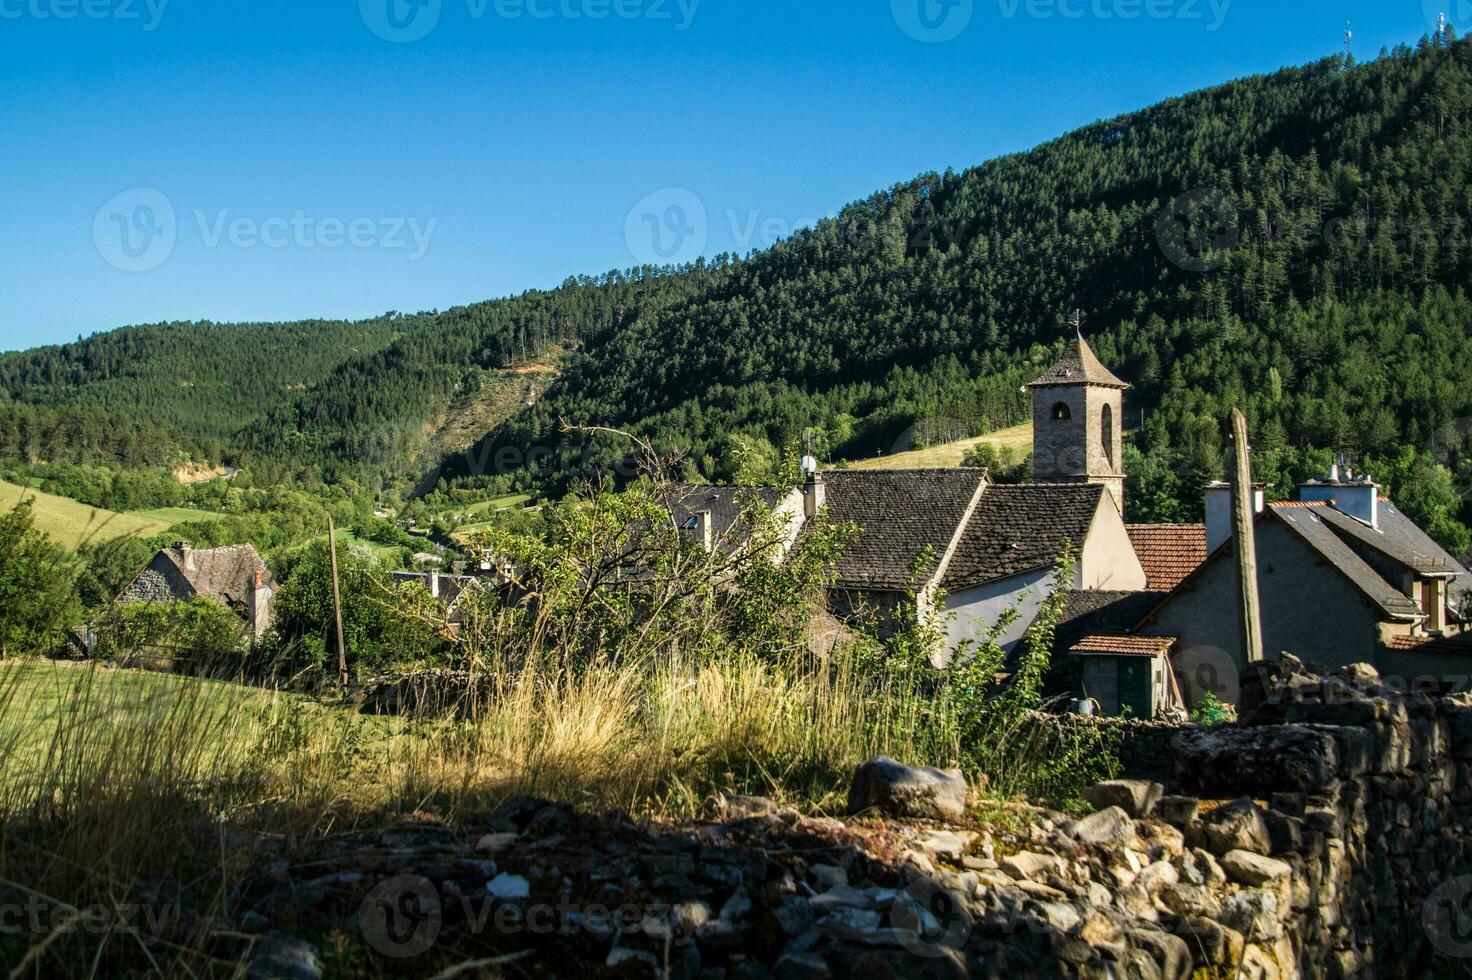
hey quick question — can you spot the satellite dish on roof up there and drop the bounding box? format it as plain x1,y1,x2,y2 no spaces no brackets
800,455,819,476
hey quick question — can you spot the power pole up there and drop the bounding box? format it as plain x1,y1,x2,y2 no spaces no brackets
1230,409,1265,663
327,516,349,689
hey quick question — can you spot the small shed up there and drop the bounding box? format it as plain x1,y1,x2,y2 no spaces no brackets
1069,634,1181,718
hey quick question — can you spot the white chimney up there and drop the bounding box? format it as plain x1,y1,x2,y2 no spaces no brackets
429,571,441,598
1205,481,1265,554
178,543,195,572
803,471,826,519
1300,472,1378,528
694,511,713,551
246,568,272,639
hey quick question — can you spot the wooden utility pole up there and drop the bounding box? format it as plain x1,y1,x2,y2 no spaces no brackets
327,517,349,688
1230,409,1265,663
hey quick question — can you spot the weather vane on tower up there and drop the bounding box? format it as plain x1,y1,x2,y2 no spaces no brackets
1071,309,1085,341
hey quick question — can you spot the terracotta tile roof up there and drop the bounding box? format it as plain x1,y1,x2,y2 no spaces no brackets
1026,337,1129,389
1126,524,1207,592
1271,500,1331,508
816,469,988,590
941,483,1104,590
1069,633,1178,656
1056,590,1167,653
1386,632,1472,654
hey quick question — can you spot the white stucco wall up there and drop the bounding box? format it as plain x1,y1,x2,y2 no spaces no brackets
938,568,1054,667
1079,494,1147,592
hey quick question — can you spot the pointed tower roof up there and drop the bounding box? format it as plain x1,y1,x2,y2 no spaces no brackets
1026,337,1130,389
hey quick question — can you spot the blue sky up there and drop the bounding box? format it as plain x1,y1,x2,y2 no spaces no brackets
0,0,1451,352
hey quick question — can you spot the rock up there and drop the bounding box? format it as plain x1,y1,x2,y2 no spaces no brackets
809,885,875,913
486,795,556,833
810,863,848,890
999,851,1059,880
704,793,778,821
486,873,530,900
774,951,831,980
1156,796,1201,826
774,897,816,936
1171,726,1339,798
1173,916,1244,968
1219,890,1283,942
1128,928,1193,980
607,945,659,971
1158,883,1221,919
1083,780,1165,818
847,757,967,822
1220,850,1292,886
1071,806,1136,845
1032,900,1081,933
814,905,882,940
475,832,519,855
1199,798,1272,855
247,932,321,980
918,830,969,862
1135,859,1180,894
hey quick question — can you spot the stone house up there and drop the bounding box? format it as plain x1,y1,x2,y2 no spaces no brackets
116,543,277,638
1072,471,1471,715
672,337,1152,663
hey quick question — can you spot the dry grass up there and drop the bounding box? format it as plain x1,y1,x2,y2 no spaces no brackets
847,422,1034,470
0,645,951,976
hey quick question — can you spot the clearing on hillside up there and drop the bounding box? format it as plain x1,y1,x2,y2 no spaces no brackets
846,422,1033,470
0,480,174,551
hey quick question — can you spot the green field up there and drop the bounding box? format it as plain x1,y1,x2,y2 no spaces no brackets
0,480,174,551
847,422,1035,470
437,493,532,519
130,507,228,526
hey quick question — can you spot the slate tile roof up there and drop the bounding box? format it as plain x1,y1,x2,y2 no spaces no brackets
1374,503,1472,616
818,469,987,590
1070,634,1178,656
1314,505,1463,576
119,545,274,612
1126,524,1208,592
1269,504,1423,620
941,483,1104,590
1026,338,1130,389
665,485,788,547
1057,589,1167,653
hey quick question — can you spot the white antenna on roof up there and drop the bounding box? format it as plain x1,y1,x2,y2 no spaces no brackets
1438,11,1448,42
1344,21,1352,52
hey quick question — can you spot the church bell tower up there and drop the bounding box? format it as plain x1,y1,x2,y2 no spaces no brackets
1026,318,1129,514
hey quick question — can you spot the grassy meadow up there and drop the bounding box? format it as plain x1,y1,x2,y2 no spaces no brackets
847,422,1034,470
0,480,174,551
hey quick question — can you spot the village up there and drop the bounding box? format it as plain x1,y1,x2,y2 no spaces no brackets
103,335,1471,722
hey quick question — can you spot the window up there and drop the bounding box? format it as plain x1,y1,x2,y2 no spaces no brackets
1051,402,1071,421
1101,403,1115,467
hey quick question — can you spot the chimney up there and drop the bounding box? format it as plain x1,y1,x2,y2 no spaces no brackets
176,542,196,572
1300,471,1379,528
803,470,826,519
246,568,271,639
694,511,713,551
429,571,441,598
1205,481,1265,553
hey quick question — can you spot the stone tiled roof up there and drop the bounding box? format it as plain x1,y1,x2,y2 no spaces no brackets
120,545,274,611
1056,589,1167,653
666,485,788,547
941,483,1103,590
1126,524,1208,592
1270,505,1423,620
1026,338,1130,389
819,469,987,590
1069,634,1178,656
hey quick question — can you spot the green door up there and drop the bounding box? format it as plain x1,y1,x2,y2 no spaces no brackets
1117,657,1153,718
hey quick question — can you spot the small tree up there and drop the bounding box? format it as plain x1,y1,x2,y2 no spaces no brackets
0,501,80,656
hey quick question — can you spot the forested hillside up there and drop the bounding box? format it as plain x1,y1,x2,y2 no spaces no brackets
5,34,1472,549
0,317,425,467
